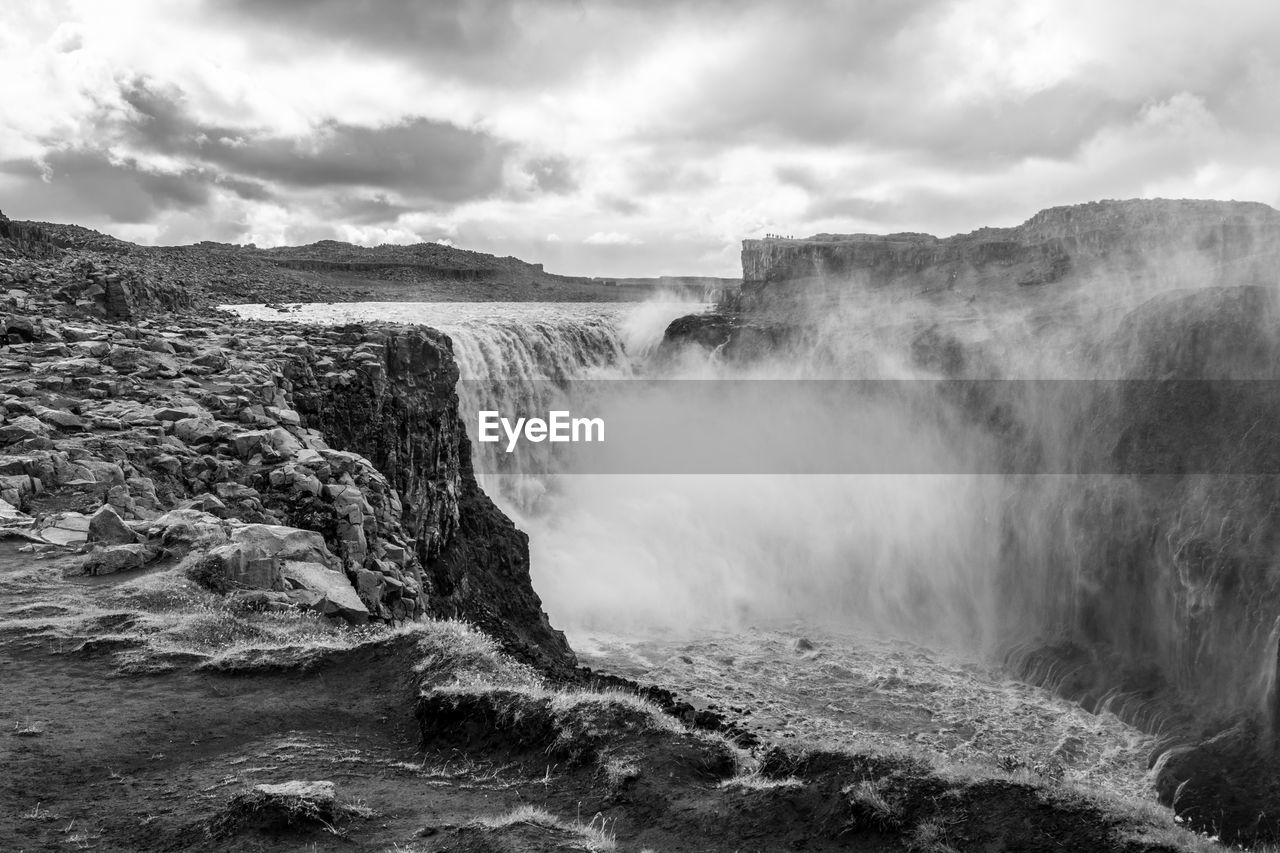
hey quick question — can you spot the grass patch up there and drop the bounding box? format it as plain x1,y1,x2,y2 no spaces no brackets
598,752,642,789
844,778,905,830
720,771,804,792
478,805,617,851
907,814,962,853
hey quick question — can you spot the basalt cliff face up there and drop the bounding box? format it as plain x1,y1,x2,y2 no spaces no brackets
739,199,1280,306
667,198,1280,842
0,215,573,673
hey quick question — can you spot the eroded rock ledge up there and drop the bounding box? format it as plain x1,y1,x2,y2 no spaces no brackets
0,216,573,674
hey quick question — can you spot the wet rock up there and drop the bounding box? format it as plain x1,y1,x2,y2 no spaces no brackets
1153,724,1280,845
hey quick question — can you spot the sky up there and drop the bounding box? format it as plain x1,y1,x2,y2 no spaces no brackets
2,0,1279,277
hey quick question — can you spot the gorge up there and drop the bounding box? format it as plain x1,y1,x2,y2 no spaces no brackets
4,200,1280,851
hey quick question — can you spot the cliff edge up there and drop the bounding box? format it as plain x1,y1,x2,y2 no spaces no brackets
0,218,574,673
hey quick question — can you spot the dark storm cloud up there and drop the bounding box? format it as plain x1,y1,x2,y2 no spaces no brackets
0,150,211,223
119,81,511,202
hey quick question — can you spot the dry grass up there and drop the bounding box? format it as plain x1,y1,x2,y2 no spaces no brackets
479,805,618,851
844,778,905,829
411,618,541,690
907,814,962,853
720,771,804,791
598,752,641,788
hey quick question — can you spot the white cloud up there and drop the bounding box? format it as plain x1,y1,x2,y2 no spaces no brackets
2,1,1279,276
584,231,642,246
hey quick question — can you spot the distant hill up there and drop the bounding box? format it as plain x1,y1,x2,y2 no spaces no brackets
0,212,736,304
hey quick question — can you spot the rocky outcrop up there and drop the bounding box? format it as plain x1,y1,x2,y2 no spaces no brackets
0,227,575,672
739,199,1280,301
283,323,573,671
665,198,1280,843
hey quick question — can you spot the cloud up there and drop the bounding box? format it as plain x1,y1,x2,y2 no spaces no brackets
584,231,642,246
0,149,211,222
117,81,510,201
2,1,1280,275
523,156,577,194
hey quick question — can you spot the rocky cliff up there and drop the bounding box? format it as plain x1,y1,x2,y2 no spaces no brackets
0,218,574,673
668,198,1280,842
739,199,1280,308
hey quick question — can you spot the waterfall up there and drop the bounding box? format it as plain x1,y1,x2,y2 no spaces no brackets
434,298,1003,648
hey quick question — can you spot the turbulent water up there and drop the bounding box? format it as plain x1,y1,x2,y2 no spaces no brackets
229,298,1158,796
231,300,1002,645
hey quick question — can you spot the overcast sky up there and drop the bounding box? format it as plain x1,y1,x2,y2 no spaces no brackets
3,1,1279,277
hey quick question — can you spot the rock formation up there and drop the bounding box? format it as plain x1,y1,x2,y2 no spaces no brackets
0,218,573,673
739,198,1280,301
665,198,1280,843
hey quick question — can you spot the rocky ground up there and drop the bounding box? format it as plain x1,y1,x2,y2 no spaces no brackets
0,211,1227,851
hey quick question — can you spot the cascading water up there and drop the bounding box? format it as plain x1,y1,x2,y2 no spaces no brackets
230,298,1006,646
227,295,1169,803
417,299,1005,648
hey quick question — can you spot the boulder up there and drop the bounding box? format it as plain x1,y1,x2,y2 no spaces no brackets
230,430,268,459
147,509,229,550
87,504,139,545
34,407,85,431
281,561,369,623
0,415,51,444
4,315,37,342
0,497,32,527
203,542,281,590
154,405,204,422
35,512,91,546
81,543,156,575
173,416,218,444
78,459,125,486
230,524,336,567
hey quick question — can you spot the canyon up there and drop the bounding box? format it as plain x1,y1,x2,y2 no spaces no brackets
665,198,1280,843
1,201,1273,851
